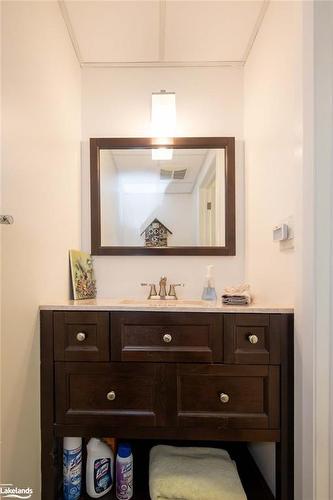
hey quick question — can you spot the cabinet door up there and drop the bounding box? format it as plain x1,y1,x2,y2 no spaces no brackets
54,312,110,362
55,362,168,426
224,314,281,364
111,312,223,363
176,364,280,429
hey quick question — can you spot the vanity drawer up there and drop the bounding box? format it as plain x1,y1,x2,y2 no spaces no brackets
111,312,223,363
224,314,281,364
54,312,109,362
55,362,166,426
176,364,280,429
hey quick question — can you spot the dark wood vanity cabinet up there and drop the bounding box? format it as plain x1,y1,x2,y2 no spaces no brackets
41,310,293,500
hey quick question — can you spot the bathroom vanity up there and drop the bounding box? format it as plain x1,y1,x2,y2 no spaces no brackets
40,301,293,500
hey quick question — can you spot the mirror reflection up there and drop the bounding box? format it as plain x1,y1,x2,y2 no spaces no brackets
100,148,226,247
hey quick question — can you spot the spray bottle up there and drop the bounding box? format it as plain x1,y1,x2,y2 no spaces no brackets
63,437,82,500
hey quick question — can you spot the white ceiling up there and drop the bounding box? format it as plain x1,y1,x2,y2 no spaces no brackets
60,0,268,67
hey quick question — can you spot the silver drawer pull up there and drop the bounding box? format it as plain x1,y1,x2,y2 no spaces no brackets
219,392,230,404
248,334,259,344
163,333,172,343
107,391,116,401
76,332,86,342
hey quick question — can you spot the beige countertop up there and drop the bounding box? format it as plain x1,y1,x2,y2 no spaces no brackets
39,298,294,314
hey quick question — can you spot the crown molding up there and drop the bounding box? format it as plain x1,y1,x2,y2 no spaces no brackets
243,0,269,62
58,0,82,65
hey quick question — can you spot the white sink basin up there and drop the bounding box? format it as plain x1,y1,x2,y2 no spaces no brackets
119,299,209,307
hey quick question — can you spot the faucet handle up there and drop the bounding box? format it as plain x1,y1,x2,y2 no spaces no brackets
141,283,158,299
168,283,185,299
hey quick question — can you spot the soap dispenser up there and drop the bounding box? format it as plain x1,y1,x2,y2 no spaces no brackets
202,265,217,301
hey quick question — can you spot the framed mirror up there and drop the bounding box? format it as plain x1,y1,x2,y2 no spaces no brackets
90,137,235,256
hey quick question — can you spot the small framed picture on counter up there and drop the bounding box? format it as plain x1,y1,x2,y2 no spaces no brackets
69,249,97,300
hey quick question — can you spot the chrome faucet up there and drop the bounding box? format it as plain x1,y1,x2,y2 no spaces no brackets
168,283,184,299
158,276,168,299
140,283,158,299
141,277,184,300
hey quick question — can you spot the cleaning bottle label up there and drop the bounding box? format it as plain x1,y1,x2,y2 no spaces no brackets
63,446,82,500
94,458,112,494
116,461,133,499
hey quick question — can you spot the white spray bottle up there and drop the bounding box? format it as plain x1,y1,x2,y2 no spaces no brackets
201,265,217,301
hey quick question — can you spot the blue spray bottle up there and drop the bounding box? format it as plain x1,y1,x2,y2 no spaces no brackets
201,265,217,301
63,437,82,500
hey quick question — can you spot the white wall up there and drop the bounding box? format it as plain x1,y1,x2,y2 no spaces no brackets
100,150,120,246
244,1,302,306
82,66,245,298
119,192,195,246
1,2,81,494
243,1,303,495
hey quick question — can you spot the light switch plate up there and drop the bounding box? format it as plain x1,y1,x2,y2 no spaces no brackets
279,216,295,250
273,223,289,241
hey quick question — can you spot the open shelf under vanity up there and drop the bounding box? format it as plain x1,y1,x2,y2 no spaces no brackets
56,439,274,500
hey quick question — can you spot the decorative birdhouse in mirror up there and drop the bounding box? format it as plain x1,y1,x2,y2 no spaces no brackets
140,218,172,247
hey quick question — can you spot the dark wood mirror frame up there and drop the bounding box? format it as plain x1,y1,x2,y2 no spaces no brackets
90,137,235,256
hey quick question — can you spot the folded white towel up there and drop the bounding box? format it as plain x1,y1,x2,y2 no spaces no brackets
149,445,247,500
222,284,252,305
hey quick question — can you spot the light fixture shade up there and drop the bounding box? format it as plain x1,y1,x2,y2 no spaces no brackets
151,91,176,137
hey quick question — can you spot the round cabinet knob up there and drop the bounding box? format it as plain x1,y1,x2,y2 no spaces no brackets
219,392,230,404
163,333,172,343
106,391,116,401
76,332,86,342
248,334,259,344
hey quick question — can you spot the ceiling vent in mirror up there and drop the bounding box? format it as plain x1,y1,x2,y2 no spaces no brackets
160,169,173,180
160,168,187,180
173,169,187,180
